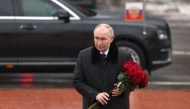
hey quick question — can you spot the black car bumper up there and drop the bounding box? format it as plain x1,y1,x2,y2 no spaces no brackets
150,48,172,71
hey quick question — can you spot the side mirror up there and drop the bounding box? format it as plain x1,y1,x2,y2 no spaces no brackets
54,10,70,23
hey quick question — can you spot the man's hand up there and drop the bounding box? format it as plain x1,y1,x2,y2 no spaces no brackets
112,84,123,96
96,92,109,105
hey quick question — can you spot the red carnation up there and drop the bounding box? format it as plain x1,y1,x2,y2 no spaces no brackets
126,66,137,78
123,60,143,72
116,60,148,95
138,73,148,88
132,76,142,85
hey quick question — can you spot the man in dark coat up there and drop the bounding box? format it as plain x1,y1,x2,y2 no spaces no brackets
73,24,133,109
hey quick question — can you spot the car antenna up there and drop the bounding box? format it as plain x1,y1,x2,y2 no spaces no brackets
143,0,147,35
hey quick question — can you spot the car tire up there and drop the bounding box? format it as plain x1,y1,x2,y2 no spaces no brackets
116,41,146,69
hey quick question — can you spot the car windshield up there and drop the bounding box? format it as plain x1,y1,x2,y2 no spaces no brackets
64,0,96,16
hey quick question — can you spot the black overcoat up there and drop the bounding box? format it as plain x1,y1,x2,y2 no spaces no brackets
73,42,133,109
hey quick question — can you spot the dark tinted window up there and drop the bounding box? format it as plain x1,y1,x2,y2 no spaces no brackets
0,0,14,16
65,0,93,16
69,0,96,9
20,0,60,16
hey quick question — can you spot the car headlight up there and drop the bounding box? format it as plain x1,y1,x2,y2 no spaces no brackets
157,30,168,40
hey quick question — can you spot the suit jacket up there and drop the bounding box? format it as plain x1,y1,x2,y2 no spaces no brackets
73,42,133,109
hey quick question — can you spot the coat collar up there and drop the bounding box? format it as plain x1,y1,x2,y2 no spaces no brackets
91,42,118,64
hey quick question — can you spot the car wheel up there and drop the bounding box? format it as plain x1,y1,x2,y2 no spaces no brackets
117,41,146,69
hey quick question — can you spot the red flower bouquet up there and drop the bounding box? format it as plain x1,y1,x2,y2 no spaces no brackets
117,60,148,95
88,60,148,109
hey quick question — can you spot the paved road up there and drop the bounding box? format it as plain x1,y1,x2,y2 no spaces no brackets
1,89,190,109
148,25,190,89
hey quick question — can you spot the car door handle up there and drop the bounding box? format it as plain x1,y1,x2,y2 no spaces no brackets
20,25,37,30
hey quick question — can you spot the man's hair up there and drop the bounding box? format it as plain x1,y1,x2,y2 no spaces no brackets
94,23,114,36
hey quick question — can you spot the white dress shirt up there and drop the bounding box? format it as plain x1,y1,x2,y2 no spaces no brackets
100,49,109,56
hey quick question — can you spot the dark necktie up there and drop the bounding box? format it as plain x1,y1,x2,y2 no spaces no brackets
99,54,107,71
100,54,106,60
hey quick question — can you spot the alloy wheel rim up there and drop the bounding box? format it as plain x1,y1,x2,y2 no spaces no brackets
119,46,140,64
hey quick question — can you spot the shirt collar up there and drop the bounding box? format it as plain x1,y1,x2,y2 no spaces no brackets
100,48,109,55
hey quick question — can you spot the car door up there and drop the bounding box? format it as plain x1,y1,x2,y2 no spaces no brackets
0,0,18,70
15,0,85,68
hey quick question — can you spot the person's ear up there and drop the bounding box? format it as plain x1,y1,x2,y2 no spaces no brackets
111,36,114,42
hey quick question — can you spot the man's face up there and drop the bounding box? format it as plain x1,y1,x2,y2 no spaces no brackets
94,28,114,52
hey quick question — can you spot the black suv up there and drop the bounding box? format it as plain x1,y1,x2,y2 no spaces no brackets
0,0,172,74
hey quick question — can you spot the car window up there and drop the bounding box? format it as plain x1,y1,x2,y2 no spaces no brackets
66,0,92,16
0,0,14,16
20,0,60,16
